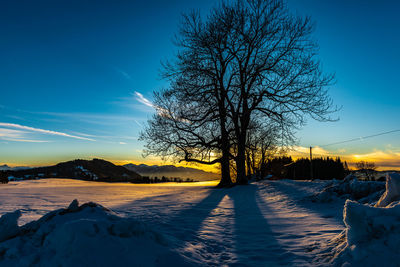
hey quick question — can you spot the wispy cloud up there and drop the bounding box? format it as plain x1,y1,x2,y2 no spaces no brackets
0,123,95,141
0,128,50,143
134,91,183,122
114,67,132,80
133,119,143,128
0,106,140,143
3,138,50,143
134,91,155,108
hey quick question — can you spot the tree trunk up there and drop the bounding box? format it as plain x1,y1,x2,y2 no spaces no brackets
236,133,247,185
217,99,233,187
217,149,232,187
246,152,251,177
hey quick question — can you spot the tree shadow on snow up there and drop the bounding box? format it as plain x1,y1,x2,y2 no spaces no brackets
228,185,297,266
110,191,191,222
161,188,228,242
264,181,344,226
111,183,307,266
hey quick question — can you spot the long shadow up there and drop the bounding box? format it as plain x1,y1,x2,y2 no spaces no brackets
113,186,228,239
110,191,190,224
160,188,228,241
113,191,186,211
263,180,345,225
112,182,322,265
113,186,232,265
228,184,298,266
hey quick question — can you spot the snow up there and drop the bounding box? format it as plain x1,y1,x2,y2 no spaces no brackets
325,172,400,267
0,210,20,242
310,174,385,204
327,200,400,267
375,172,400,207
0,199,192,267
0,176,397,266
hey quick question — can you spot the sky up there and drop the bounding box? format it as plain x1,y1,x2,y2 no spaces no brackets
1,0,400,170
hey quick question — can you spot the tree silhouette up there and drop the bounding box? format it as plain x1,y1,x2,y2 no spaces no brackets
355,161,377,180
141,0,336,186
0,171,8,184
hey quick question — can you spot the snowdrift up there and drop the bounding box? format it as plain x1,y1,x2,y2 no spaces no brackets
330,173,400,266
0,199,192,267
311,174,385,203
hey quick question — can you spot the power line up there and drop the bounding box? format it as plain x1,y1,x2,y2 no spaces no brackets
280,129,400,158
319,129,400,148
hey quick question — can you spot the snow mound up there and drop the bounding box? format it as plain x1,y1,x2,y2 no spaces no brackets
329,173,400,266
375,172,400,207
311,174,385,203
0,199,192,267
0,210,21,242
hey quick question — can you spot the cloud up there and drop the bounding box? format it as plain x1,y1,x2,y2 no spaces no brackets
349,150,400,168
291,146,331,157
2,138,50,143
133,91,189,123
120,71,131,80
114,67,132,80
0,128,27,137
133,119,143,128
0,128,50,143
119,142,127,145
33,111,137,125
0,106,141,143
351,150,400,164
0,123,95,141
134,91,155,108
290,146,400,170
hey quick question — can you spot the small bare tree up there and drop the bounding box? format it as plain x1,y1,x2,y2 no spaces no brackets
244,119,281,179
356,161,377,180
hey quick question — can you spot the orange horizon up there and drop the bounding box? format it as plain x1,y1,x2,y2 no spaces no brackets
3,155,400,173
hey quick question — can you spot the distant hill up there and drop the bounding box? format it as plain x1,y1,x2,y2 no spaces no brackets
123,163,220,181
0,164,31,171
6,159,142,183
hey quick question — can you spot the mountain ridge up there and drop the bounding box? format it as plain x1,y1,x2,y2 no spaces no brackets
0,164,31,171
4,159,142,182
123,163,220,181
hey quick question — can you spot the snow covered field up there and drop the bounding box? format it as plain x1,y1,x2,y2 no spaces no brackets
0,177,397,266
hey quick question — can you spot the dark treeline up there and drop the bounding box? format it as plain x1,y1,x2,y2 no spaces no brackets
263,156,349,180
0,171,8,184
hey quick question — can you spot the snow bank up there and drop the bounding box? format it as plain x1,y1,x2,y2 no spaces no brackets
0,210,20,242
311,174,385,203
375,172,400,207
0,200,192,267
330,173,400,266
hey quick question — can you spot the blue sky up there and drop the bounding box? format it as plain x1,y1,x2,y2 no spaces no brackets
1,0,400,169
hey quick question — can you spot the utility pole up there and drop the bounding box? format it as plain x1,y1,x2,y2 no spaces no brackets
310,146,313,180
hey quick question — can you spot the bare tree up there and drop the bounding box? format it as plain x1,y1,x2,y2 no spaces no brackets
140,88,234,186
209,0,336,184
244,119,283,179
141,0,336,186
356,161,377,180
